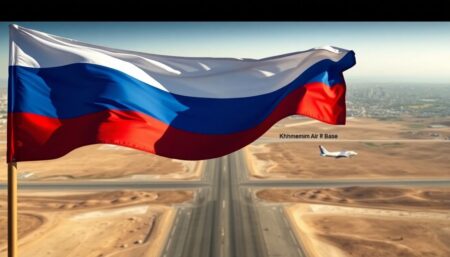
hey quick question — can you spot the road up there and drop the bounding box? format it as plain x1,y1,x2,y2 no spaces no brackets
2,149,450,257
160,153,275,257
160,152,306,257
256,138,450,144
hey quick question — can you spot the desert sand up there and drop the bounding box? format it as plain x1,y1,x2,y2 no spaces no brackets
247,117,450,180
260,116,450,140
258,187,450,257
0,190,193,257
246,141,450,179
0,144,203,182
256,186,450,211
286,204,450,257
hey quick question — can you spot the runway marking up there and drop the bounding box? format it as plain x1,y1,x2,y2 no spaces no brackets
262,139,450,143
297,247,303,256
166,237,173,250
289,230,297,242
222,200,226,209
283,119,321,127
282,216,289,226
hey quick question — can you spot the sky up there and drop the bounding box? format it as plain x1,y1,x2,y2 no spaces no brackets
1,22,450,85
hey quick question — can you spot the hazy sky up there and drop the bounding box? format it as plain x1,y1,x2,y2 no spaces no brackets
1,22,450,84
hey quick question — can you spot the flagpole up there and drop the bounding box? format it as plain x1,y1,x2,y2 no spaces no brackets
8,162,18,257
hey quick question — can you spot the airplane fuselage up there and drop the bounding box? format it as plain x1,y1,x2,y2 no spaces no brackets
319,145,357,158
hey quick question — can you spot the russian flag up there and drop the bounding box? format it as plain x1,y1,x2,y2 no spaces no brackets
7,24,356,162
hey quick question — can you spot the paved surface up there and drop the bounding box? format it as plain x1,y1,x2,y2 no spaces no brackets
256,138,450,144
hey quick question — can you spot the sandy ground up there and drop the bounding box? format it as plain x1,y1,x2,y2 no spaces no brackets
286,204,450,257
0,143,204,182
256,187,450,211
246,141,450,179
0,190,193,257
247,117,450,180
258,187,450,257
260,116,450,140
246,116,450,180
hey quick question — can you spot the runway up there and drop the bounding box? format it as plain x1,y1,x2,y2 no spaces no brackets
160,152,306,257
256,138,450,144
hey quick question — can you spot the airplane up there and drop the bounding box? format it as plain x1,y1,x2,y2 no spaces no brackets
319,145,358,158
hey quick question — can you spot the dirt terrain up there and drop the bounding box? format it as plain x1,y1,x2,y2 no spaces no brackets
286,203,450,257
258,187,450,257
0,143,203,182
261,116,450,140
247,117,450,180
0,190,193,257
246,141,450,179
257,186,450,211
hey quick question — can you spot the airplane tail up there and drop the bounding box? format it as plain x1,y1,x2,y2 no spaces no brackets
319,145,329,155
